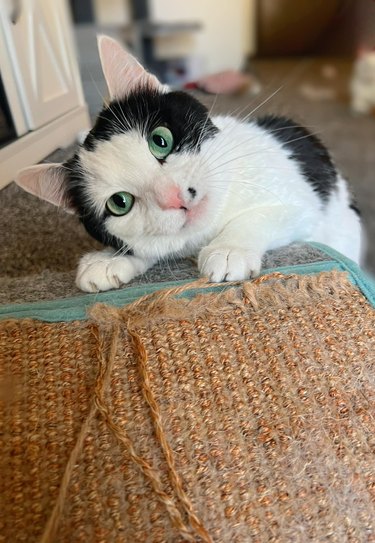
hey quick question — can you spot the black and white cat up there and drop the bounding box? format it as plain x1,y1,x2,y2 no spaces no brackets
16,36,363,292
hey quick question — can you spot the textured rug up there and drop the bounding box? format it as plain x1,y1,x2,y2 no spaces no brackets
1,270,374,542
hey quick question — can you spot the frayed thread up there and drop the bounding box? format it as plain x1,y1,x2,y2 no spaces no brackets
90,270,354,328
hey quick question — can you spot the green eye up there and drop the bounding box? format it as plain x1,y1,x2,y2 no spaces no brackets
148,126,174,160
106,192,134,216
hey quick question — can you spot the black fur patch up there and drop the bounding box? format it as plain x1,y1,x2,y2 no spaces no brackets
83,88,218,153
349,201,361,216
63,155,130,252
255,115,337,202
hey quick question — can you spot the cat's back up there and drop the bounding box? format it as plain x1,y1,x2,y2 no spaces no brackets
254,114,338,201
211,113,338,202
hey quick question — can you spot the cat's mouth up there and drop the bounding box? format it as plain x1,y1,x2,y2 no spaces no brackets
181,196,208,227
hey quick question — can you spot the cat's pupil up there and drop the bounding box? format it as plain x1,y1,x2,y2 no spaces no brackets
153,135,167,148
113,194,126,207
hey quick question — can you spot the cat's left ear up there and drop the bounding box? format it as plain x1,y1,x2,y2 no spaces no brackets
97,35,166,99
15,163,75,214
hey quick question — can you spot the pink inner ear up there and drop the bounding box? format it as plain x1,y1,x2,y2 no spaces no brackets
15,164,75,214
97,35,162,99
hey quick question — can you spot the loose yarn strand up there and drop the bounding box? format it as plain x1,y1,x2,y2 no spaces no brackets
94,328,199,542
39,323,121,543
128,325,214,543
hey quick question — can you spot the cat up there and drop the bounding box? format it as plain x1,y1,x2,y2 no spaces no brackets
15,36,363,293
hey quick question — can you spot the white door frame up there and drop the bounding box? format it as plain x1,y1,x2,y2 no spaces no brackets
0,0,91,188
0,0,85,130
0,105,90,189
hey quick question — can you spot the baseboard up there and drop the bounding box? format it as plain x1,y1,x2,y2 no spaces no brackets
0,105,91,189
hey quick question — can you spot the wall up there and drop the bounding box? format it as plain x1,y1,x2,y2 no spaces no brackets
318,0,375,55
151,0,257,74
92,0,131,25
91,0,256,75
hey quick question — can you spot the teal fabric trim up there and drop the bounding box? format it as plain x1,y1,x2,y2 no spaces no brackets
308,242,375,308
0,280,190,323
1,243,374,323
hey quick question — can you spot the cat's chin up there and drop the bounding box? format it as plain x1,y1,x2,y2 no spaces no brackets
158,196,210,234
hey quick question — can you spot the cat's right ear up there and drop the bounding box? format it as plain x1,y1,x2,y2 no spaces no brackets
15,163,75,214
97,35,166,99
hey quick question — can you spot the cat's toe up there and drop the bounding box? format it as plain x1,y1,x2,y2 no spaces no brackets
76,252,137,292
107,259,137,286
224,250,249,281
76,262,118,292
198,246,261,283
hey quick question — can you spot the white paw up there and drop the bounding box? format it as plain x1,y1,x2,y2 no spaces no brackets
76,251,139,292
198,246,262,282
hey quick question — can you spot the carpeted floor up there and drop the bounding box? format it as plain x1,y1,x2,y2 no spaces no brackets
0,56,374,304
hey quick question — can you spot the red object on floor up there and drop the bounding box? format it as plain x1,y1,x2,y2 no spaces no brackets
185,70,259,95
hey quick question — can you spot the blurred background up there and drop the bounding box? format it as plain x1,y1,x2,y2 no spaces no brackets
68,0,375,111
0,0,374,272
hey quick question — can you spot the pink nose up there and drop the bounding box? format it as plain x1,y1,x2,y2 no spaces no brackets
158,186,185,210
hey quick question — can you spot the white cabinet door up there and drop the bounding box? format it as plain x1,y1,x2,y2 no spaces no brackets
0,0,84,130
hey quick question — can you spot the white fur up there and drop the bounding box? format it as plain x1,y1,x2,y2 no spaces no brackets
308,176,363,262
76,114,363,292
76,249,154,292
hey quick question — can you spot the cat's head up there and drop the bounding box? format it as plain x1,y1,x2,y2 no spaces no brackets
16,36,222,258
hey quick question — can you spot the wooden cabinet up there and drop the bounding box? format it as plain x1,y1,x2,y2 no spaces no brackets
0,0,90,188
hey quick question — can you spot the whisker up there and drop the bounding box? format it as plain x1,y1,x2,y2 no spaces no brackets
198,122,328,176
241,85,285,121
194,93,218,154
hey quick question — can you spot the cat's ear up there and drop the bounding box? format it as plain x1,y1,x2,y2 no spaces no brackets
97,35,165,99
15,163,75,214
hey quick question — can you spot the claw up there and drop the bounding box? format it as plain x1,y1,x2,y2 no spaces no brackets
89,281,99,292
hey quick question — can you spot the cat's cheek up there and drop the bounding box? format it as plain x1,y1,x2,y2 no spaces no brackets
105,215,135,240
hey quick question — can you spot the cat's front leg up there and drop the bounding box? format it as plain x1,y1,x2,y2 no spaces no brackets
76,249,155,292
198,216,266,282
198,206,299,282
